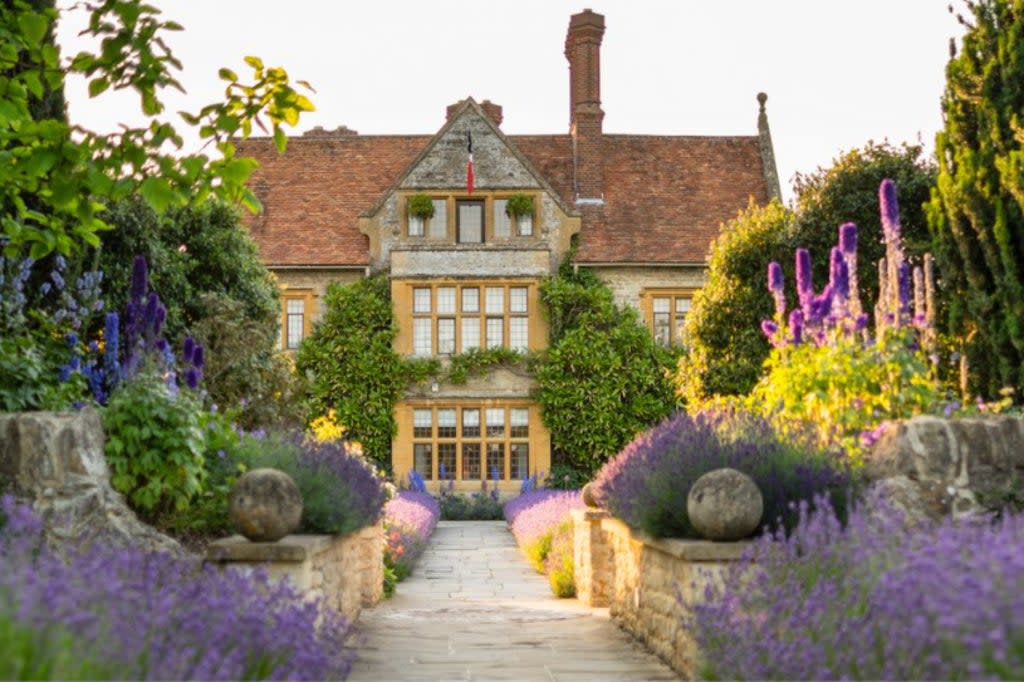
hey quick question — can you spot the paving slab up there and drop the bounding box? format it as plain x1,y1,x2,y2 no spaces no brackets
349,520,678,681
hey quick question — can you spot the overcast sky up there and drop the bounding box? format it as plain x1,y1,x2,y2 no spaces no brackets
56,1,969,205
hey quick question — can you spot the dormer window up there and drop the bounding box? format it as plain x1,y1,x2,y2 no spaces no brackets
403,193,539,244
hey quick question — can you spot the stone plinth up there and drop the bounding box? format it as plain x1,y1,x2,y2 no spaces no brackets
573,515,750,678
206,523,384,623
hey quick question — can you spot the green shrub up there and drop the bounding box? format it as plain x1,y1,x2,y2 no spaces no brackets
535,266,680,477
406,194,434,218
524,533,553,573
103,371,206,517
545,463,589,491
297,276,405,471
505,193,534,217
437,485,504,521
0,612,110,681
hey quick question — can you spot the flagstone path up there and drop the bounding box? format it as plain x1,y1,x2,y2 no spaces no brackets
348,520,678,681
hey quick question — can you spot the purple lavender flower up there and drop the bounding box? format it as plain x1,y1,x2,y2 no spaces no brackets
788,309,804,345
854,312,869,332
505,489,584,549
384,491,441,575
767,261,786,319
898,261,912,319
829,247,849,303
839,222,858,256
879,178,901,242
795,248,813,313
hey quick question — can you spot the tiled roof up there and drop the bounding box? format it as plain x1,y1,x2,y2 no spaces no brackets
239,135,428,266
514,134,769,264
240,131,769,266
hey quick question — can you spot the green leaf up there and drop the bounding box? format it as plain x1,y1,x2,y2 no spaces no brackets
87,76,110,98
17,12,49,46
244,55,263,70
218,67,238,82
139,176,177,212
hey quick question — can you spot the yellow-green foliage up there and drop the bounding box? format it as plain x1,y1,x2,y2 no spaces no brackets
524,533,553,574
748,329,944,465
546,519,576,598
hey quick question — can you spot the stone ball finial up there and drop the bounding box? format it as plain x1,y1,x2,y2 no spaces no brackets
229,468,303,542
687,468,763,541
581,481,600,508
757,92,768,111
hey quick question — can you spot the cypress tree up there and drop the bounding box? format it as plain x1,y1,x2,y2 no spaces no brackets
927,0,1024,399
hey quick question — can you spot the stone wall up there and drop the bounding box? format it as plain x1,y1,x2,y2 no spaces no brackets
0,409,182,554
590,265,707,312
206,523,384,623
572,510,748,678
865,415,1024,521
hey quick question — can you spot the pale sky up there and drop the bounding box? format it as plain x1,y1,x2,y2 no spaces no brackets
56,1,969,205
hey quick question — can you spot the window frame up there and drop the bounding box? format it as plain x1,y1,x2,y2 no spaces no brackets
406,281,533,356
401,192,541,244
410,402,532,481
641,289,695,347
280,289,314,351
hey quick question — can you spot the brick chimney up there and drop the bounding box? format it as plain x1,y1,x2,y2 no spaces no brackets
446,98,503,127
565,8,605,203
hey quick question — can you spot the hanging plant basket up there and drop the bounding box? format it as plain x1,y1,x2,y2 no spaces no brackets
407,194,435,219
505,193,534,218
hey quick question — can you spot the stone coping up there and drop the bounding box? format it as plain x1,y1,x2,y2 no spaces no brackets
571,507,611,522
599,516,753,561
205,534,335,563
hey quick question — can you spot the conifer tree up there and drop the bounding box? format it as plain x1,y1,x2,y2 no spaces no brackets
927,0,1024,399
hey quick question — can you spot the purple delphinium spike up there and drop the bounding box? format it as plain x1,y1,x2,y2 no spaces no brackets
788,309,804,345
184,367,200,391
103,312,121,389
795,248,813,313
898,261,912,321
767,261,786,319
761,319,778,341
839,222,858,256
879,179,900,243
192,345,204,371
854,313,869,332
829,247,849,303
183,336,195,363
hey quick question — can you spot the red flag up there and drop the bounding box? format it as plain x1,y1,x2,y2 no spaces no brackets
466,131,474,194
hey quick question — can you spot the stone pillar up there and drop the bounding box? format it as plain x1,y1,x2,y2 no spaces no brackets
571,507,612,607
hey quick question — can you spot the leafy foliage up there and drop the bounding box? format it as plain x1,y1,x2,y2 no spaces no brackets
679,143,936,400
406,193,434,218
534,267,681,477
505,193,534,217
927,0,1024,400
191,294,306,430
94,198,279,344
297,276,405,470
544,519,575,598
592,409,851,539
103,370,206,516
1,0,313,257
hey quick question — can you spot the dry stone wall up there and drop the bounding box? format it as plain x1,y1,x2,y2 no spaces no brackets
865,415,1024,520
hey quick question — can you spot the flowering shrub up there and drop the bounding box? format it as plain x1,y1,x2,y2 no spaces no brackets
592,409,850,538
505,489,584,574
436,465,504,520
692,498,1024,680
752,180,949,462
240,432,388,536
0,497,354,680
544,519,575,598
383,491,440,595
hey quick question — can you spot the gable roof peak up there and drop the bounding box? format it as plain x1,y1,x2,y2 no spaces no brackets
447,97,503,127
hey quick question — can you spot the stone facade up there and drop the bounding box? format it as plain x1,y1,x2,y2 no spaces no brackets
864,415,1024,520
206,523,384,623
0,409,182,554
572,510,749,678
591,265,707,313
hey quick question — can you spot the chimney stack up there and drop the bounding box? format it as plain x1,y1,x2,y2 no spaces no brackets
565,8,605,203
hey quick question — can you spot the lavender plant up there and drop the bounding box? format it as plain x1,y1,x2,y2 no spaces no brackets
0,497,355,681
383,491,440,587
691,497,1024,680
592,408,850,538
753,180,947,462
504,489,585,572
241,433,388,536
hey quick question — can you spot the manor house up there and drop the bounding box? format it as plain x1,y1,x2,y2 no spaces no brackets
240,9,780,491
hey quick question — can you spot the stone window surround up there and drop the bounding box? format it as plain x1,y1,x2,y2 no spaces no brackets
401,191,539,244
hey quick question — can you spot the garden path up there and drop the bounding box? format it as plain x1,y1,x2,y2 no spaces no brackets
348,520,678,681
